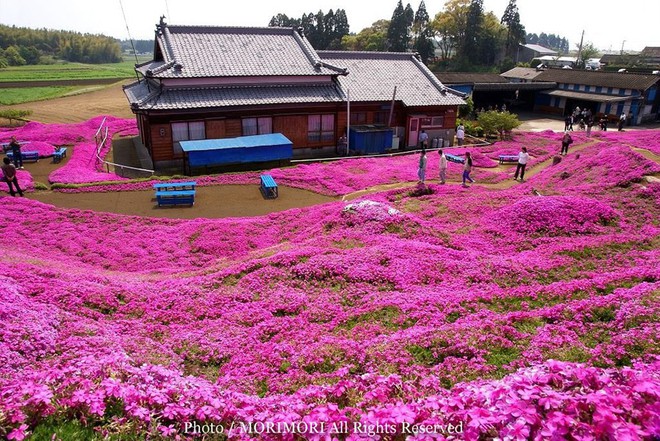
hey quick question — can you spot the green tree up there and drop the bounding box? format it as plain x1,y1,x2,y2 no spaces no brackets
462,0,484,63
3,45,26,65
269,14,299,27
342,20,389,51
477,110,521,139
577,42,600,68
459,94,474,118
412,1,435,63
430,0,470,60
0,109,32,126
479,11,506,66
500,0,525,59
387,0,410,51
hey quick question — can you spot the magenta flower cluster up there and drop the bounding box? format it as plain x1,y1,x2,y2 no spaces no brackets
0,123,659,439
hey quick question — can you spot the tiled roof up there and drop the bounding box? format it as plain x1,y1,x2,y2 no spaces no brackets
641,47,660,58
144,24,346,78
317,51,465,107
541,90,633,103
473,82,556,91
534,69,660,90
434,72,507,84
123,80,343,111
522,44,557,55
500,67,545,80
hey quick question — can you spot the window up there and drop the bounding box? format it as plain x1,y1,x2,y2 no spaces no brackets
172,121,205,155
419,116,444,129
308,114,334,143
350,112,367,125
242,117,273,136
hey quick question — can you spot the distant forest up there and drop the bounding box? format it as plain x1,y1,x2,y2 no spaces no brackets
0,24,122,67
120,40,153,55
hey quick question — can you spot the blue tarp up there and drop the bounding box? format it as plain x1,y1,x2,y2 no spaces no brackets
180,133,293,167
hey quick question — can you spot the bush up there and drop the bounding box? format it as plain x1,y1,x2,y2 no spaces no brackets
0,109,32,126
477,111,521,139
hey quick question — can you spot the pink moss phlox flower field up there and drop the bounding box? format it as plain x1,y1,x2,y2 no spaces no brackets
0,126,659,439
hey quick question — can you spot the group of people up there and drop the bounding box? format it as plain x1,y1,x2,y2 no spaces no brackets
417,149,474,188
565,107,628,135
2,137,24,197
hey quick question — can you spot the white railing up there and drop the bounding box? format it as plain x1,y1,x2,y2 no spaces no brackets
94,117,155,178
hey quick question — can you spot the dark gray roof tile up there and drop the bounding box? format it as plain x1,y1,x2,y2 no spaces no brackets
124,82,343,110
149,25,340,78
318,51,465,107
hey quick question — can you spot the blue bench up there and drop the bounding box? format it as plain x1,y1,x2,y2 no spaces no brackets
1,141,29,153
155,190,196,207
153,181,197,192
6,150,39,162
53,147,68,163
260,174,278,199
445,153,465,164
153,181,197,207
498,155,519,164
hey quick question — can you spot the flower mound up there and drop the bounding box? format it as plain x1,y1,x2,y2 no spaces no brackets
494,195,618,236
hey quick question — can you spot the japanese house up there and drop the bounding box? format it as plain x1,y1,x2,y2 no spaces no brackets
124,18,465,172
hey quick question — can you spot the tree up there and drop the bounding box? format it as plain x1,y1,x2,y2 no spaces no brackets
0,109,32,126
386,0,410,51
477,110,521,139
270,9,349,50
577,42,600,68
430,0,470,61
462,0,484,63
412,1,435,63
342,20,389,51
3,46,26,66
269,14,298,27
500,0,525,59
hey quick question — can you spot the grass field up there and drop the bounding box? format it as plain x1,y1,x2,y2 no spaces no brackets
0,86,84,105
0,57,151,82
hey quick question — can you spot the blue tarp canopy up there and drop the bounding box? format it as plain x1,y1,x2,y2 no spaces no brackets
180,133,293,167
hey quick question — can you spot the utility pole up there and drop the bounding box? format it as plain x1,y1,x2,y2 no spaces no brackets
620,40,626,55
577,30,584,67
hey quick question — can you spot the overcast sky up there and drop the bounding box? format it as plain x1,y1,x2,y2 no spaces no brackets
0,0,658,52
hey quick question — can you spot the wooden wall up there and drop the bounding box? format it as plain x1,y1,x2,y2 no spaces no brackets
149,123,174,161
273,115,308,147
206,120,226,139
141,103,460,163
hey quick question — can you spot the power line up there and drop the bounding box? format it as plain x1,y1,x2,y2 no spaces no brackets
164,0,172,21
118,0,140,71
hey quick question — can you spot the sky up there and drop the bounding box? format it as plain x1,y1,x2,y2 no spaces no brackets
0,0,658,53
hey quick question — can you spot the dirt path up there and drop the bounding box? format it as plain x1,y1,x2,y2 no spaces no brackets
27,185,337,219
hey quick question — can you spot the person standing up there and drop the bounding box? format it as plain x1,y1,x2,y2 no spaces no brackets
586,116,594,137
417,149,428,184
456,124,465,146
419,130,429,149
561,131,573,155
438,149,448,184
461,152,475,187
9,136,23,169
618,112,627,131
513,147,530,182
1,157,24,196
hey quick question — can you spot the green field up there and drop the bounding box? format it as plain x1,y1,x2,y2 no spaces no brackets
0,86,109,105
0,56,151,82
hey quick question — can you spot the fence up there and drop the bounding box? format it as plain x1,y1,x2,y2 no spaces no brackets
94,117,154,178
